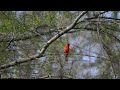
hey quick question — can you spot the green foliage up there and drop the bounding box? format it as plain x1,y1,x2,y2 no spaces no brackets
0,42,12,65
0,11,120,79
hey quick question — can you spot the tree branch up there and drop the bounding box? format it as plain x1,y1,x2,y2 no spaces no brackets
0,11,88,70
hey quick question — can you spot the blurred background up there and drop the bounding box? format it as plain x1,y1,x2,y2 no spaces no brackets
0,11,120,79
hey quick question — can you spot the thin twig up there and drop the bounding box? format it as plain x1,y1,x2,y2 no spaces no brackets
96,14,117,79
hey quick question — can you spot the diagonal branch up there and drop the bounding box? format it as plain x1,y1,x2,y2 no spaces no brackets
0,11,88,70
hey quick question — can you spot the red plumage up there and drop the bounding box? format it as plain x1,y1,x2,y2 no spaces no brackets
64,43,70,61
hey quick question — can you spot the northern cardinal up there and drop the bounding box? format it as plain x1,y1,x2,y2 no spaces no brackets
64,42,70,61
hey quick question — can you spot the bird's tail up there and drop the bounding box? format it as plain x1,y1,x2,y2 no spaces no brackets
65,53,68,61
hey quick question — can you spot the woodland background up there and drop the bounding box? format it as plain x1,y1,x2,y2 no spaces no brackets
0,11,120,79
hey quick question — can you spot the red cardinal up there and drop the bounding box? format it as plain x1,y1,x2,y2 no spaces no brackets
64,42,70,61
